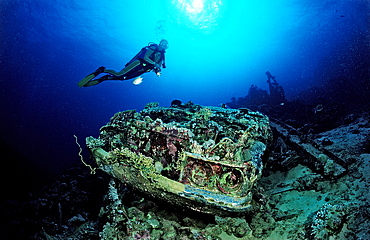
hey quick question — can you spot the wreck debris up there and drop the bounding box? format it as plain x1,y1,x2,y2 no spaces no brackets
269,118,347,179
86,102,272,214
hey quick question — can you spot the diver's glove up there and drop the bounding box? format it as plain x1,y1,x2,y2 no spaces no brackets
154,66,161,77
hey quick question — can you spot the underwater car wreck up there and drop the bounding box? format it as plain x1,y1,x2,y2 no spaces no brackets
86,102,272,215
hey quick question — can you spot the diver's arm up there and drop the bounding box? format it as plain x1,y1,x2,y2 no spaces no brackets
142,47,163,65
143,50,163,76
142,48,157,65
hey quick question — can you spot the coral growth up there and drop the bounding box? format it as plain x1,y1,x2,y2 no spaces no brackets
86,102,272,214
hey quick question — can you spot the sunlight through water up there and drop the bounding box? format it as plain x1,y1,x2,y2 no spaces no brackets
172,0,222,32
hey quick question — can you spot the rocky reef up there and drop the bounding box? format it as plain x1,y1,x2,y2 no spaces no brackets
86,102,272,215
2,103,370,240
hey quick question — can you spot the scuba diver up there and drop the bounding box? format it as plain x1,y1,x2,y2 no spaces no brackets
78,39,168,87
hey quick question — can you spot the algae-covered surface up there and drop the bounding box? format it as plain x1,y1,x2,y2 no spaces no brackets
86,102,272,215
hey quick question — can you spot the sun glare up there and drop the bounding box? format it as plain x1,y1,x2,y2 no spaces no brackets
185,0,204,14
173,0,222,32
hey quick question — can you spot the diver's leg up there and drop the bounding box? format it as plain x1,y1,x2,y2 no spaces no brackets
104,60,141,77
77,66,106,87
79,61,144,87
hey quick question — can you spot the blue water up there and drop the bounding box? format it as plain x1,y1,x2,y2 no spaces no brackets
0,0,369,194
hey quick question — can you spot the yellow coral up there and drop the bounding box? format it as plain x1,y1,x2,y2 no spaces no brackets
110,147,155,174
193,108,212,121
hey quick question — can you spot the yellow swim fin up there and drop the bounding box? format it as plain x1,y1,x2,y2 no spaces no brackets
77,74,95,87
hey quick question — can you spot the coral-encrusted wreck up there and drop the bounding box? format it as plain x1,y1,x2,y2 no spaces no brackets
86,102,272,215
